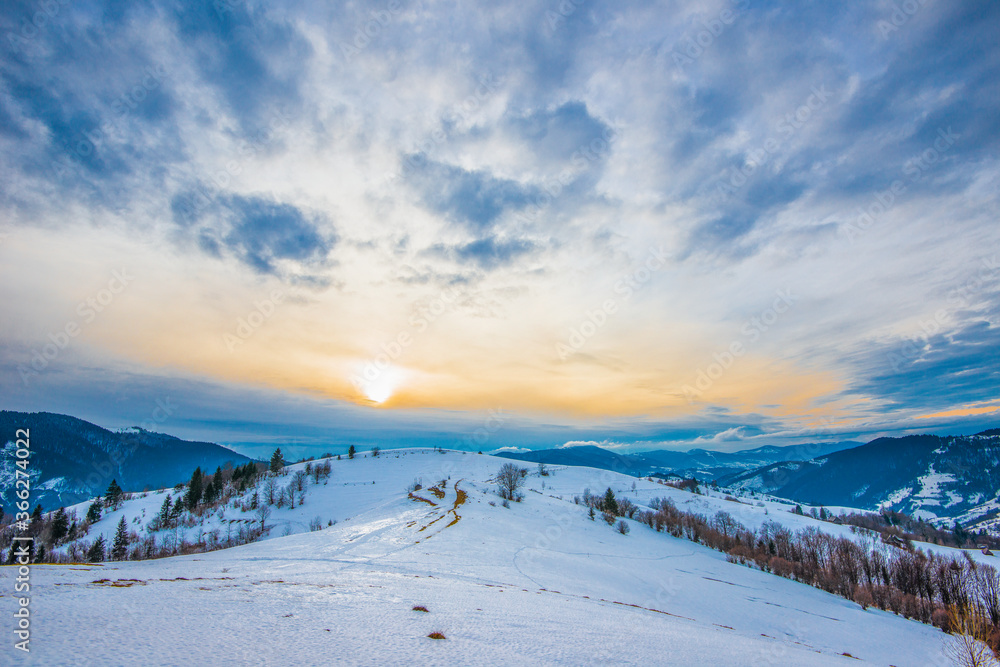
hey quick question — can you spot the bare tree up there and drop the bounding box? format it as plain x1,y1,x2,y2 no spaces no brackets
496,463,526,501
263,477,278,505
254,504,272,533
945,607,999,667
293,470,308,492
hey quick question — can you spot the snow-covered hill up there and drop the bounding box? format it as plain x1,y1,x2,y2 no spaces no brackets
1,450,974,665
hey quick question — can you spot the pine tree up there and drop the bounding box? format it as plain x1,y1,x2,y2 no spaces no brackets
169,496,184,522
203,473,218,505
348,445,356,460
269,448,284,473
155,495,173,530
34,543,45,564
602,488,619,516
953,520,968,547
51,507,69,543
86,499,103,524
104,479,124,508
112,516,129,560
31,503,43,525
186,467,203,510
87,535,106,563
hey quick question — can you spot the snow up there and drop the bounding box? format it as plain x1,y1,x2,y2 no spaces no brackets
1,450,962,665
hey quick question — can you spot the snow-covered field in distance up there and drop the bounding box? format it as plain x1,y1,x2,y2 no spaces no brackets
1,449,972,665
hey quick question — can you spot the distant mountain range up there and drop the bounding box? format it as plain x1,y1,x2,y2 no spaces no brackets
720,431,1000,531
495,441,860,480
498,430,1000,532
0,411,254,511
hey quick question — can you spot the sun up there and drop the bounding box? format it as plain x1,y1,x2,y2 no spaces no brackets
362,377,395,404
356,366,407,405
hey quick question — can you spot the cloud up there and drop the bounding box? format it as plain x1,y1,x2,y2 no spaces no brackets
491,446,529,454
427,236,540,271
558,440,630,450
169,1,311,137
504,101,612,165
171,191,335,276
406,157,540,232
846,315,1000,413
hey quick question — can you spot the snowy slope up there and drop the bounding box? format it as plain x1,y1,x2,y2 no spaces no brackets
1,450,965,665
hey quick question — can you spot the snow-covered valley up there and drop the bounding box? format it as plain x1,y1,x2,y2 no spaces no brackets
1,450,974,665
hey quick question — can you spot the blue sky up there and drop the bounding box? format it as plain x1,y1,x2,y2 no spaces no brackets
1,0,998,458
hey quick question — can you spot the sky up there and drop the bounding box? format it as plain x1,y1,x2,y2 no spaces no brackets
1,0,998,459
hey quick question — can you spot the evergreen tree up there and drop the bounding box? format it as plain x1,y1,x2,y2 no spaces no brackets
169,496,184,522
35,543,45,564
602,488,619,516
86,499,103,524
348,445,356,459
31,503,43,525
104,479,124,508
793,505,804,516
203,474,218,505
51,507,69,543
112,516,129,560
186,467,203,510
269,448,284,473
87,535,106,563
953,520,968,547
156,495,173,529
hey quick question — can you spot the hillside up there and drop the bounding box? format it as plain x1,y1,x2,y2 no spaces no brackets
1,449,976,665
0,411,253,511
721,431,1000,532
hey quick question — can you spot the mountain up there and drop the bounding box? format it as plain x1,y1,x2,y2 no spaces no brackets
17,449,960,665
0,411,254,511
496,440,860,480
720,431,1000,530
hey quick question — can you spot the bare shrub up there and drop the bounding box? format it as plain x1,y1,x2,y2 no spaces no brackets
496,463,526,501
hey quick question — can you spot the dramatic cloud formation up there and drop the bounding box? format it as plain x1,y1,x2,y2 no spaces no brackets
1,0,998,453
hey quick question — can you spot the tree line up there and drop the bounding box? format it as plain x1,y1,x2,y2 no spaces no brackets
578,486,999,659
